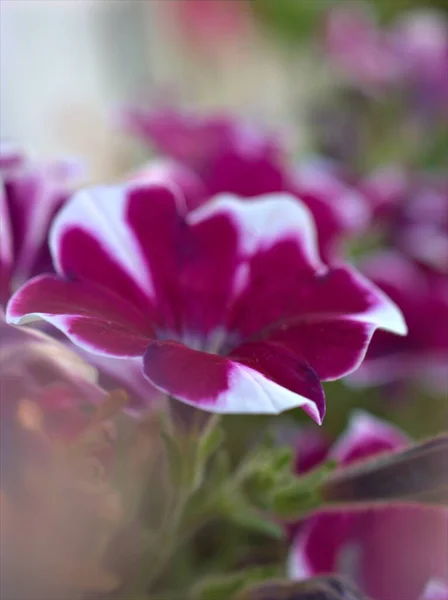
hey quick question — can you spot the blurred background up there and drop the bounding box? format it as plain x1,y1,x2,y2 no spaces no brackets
2,0,446,180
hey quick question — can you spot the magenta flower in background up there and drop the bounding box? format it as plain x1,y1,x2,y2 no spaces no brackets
392,10,448,118
289,411,448,600
323,3,447,116
322,3,401,92
124,107,369,262
361,167,448,274
349,251,448,393
0,145,82,305
6,182,405,421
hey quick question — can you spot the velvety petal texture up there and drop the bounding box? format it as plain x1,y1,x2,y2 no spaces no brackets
7,182,406,420
289,411,448,600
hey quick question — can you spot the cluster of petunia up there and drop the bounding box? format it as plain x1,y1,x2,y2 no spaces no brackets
1,24,447,592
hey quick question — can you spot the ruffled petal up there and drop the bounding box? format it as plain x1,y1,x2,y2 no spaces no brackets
143,339,324,421
6,275,153,356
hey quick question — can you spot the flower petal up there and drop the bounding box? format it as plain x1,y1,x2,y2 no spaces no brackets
288,511,356,579
261,318,376,381
50,184,169,314
229,257,406,342
329,410,409,465
0,186,13,304
4,162,72,282
143,339,324,421
131,159,207,211
6,275,152,356
289,505,448,600
127,186,239,335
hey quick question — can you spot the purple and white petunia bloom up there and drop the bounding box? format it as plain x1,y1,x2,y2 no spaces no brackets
0,146,83,305
6,183,406,421
350,251,448,393
289,411,448,600
124,107,369,263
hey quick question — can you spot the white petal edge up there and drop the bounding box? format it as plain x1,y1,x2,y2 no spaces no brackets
144,360,324,423
188,193,325,270
345,267,408,336
330,409,409,462
49,181,185,303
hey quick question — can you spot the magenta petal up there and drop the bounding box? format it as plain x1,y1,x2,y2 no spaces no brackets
6,275,153,356
360,505,448,600
230,260,406,341
288,511,357,578
264,318,376,381
143,340,323,419
127,186,239,335
230,340,325,422
289,506,448,600
0,188,13,305
51,184,159,313
330,410,409,465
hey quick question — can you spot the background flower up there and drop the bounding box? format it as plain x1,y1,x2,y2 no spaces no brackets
0,146,83,305
124,107,369,262
289,411,448,600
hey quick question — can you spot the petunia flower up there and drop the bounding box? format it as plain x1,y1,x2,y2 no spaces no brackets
7,182,405,422
288,411,448,600
349,251,448,393
0,145,83,305
124,107,369,262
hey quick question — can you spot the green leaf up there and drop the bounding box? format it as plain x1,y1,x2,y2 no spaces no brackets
269,460,337,519
161,428,186,489
191,566,280,600
228,509,284,540
191,418,226,492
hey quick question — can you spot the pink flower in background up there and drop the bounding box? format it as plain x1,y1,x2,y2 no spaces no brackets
349,251,448,393
162,0,252,54
361,168,448,274
322,3,401,92
124,108,369,262
323,4,448,116
0,146,82,305
6,182,405,421
392,10,448,117
289,411,448,600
